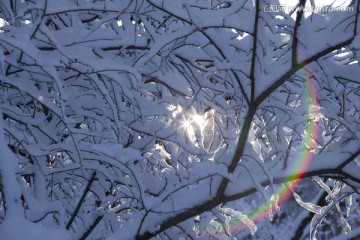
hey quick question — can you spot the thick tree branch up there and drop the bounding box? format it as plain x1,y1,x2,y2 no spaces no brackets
216,103,257,199
256,0,359,106
137,162,360,239
255,37,354,107
66,171,97,230
291,0,306,67
79,215,103,240
337,148,360,170
250,0,259,102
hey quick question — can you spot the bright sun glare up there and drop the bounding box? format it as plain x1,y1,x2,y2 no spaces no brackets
181,113,207,132
181,113,207,144
192,114,206,127
182,119,192,130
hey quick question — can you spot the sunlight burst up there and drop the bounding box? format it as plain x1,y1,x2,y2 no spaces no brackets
192,114,206,128
180,112,208,144
182,119,192,130
181,113,207,131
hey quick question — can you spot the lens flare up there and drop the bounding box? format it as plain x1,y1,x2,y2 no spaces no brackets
222,62,321,236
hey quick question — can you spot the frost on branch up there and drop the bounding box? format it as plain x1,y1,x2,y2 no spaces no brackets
309,177,359,239
292,190,321,214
